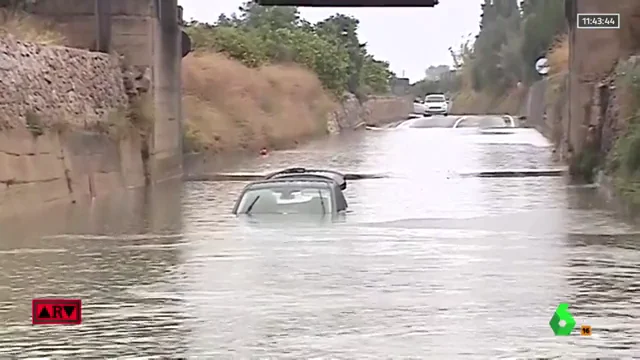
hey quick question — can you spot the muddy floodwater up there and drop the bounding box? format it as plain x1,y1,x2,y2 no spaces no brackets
1,118,640,359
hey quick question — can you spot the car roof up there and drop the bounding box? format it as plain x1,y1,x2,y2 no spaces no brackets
265,168,347,190
233,175,349,214
244,178,335,190
425,93,446,98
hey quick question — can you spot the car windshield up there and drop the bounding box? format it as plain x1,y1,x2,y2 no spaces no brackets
237,185,333,214
425,95,446,103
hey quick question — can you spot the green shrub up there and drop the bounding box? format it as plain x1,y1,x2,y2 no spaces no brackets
185,2,393,98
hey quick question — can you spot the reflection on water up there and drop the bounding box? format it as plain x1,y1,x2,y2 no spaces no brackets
1,125,640,358
0,182,190,357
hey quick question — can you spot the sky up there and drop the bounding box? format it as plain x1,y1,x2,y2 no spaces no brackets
178,0,482,82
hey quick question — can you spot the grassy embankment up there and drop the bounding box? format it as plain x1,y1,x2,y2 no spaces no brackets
182,4,396,154
182,52,336,154
449,84,527,115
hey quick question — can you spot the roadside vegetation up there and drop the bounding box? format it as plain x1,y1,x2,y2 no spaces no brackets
185,2,393,98
606,60,640,203
412,0,566,114
182,2,395,153
182,53,334,154
1,1,398,154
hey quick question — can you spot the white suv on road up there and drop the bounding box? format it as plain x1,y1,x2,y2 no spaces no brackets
423,94,449,116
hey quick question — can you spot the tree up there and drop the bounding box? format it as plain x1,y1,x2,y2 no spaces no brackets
452,0,564,94
494,0,519,18
184,3,393,97
519,0,566,83
238,1,300,30
360,56,393,94
316,14,366,95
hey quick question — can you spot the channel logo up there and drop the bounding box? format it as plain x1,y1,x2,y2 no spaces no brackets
32,298,82,325
549,303,591,336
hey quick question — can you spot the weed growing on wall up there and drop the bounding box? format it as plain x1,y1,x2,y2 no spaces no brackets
24,110,43,136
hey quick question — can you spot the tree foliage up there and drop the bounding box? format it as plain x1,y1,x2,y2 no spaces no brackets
410,66,460,99
415,0,566,97
184,2,394,97
472,0,566,92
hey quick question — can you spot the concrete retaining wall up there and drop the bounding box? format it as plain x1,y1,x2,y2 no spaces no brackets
0,128,145,216
522,79,553,138
0,35,147,217
328,94,412,133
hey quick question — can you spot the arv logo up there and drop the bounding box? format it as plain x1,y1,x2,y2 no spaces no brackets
549,302,577,336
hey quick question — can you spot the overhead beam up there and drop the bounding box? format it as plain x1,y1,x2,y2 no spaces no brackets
255,0,439,7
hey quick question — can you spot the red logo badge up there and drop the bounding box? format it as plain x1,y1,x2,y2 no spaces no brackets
32,298,82,325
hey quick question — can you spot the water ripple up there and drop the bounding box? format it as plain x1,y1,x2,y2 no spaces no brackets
1,127,639,358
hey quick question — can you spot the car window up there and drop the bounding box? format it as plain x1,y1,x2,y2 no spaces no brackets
237,187,333,214
425,95,446,103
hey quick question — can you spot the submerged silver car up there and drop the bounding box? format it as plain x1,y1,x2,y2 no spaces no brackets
232,168,348,216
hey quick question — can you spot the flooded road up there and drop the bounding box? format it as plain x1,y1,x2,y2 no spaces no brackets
2,119,640,359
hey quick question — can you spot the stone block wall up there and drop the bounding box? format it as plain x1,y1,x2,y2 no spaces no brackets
327,93,412,133
363,95,413,126
0,36,145,217
0,37,128,128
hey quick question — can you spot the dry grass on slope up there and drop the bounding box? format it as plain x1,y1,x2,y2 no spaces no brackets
545,35,569,106
0,9,65,45
547,35,569,76
182,52,337,154
451,86,526,115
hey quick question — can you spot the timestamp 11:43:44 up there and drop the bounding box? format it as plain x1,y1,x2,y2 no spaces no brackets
577,13,620,29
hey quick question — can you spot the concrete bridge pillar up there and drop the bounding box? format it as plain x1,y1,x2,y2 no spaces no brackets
149,0,182,181
29,0,184,182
